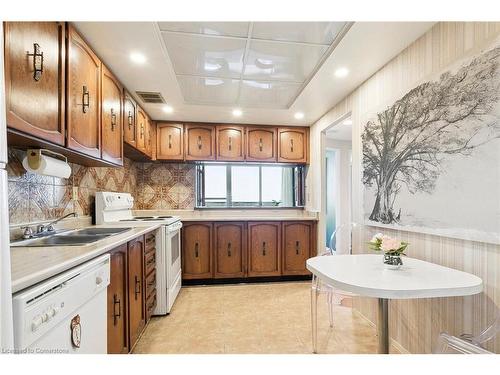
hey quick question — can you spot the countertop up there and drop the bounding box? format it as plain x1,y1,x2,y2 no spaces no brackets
133,209,319,222
10,223,161,293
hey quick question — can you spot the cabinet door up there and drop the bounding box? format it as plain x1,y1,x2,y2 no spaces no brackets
4,22,66,145
248,222,281,276
182,223,213,279
282,222,312,275
123,92,137,147
214,222,246,278
128,236,145,349
278,128,308,163
66,25,101,158
107,244,129,354
185,124,215,161
157,123,184,160
246,127,277,162
101,65,123,165
136,107,147,152
216,125,245,161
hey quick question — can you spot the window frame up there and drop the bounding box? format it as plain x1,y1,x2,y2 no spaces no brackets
195,162,305,209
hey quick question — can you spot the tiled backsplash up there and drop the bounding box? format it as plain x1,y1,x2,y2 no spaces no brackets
7,148,195,226
135,162,195,210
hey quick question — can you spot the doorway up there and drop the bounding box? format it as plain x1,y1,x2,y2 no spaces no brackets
323,115,353,254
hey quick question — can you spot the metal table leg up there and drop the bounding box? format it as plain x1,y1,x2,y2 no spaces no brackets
377,298,389,354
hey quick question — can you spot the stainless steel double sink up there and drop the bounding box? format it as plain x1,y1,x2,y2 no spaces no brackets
11,227,131,247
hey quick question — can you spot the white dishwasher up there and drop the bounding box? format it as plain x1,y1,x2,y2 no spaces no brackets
12,254,110,354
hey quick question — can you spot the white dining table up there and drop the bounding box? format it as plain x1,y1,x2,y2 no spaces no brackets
306,254,483,354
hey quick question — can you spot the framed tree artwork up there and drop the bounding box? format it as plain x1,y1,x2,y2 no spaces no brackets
362,38,500,244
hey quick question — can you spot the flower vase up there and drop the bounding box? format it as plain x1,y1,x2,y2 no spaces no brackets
383,253,403,270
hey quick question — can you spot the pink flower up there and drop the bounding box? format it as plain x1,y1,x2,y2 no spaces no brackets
380,236,401,252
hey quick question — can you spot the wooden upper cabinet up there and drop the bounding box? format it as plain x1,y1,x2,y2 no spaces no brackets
156,123,184,160
248,222,281,277
107,244,129,354
136,106,147,152
278,128,308,163
145,116,153,157
127,236,145,349
216,125,245,161
101,65,123,165
282,222,312,276
123,92,137,147
66,25,101,158
214,222,246,278
246,127,277,162
4,22,66,145
182,223,213,279
185,124,215,161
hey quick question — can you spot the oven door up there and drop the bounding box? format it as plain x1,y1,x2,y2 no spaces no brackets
167,225,182,285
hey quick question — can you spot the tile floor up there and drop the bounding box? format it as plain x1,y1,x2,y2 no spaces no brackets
133,281,379,354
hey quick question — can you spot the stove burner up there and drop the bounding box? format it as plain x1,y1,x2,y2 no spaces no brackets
148,218,167,221
157,216,173,218
134,216,154,219
120,219,139,221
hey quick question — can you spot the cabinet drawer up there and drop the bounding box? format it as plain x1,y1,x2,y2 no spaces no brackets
145,250,156,276
145,271,156,300
146,292,157,322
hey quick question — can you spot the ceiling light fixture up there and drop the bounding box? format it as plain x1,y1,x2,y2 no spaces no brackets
294,112,305,120
343,119,353,125
163,105,174,114
130,52,147,65
334,67,349,78
232,109,242,117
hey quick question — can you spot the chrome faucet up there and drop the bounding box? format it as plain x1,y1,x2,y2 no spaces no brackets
22,212,78,239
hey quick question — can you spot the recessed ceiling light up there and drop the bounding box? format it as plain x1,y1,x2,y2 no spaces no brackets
343,119,353,125
163,105,174,114
130,52,147,64
232,109,242,117
334,67,349,78
294,112,305,120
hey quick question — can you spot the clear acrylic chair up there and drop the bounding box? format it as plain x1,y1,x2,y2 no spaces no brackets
434,308,499,354
311,224,355,353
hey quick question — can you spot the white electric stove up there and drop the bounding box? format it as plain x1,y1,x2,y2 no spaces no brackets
95,192,182,314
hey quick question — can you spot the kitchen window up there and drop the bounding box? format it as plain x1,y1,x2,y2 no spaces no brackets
196,163,305,208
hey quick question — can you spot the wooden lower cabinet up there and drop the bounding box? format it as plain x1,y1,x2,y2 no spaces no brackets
107,244,129,354
182,222,213,279
282,222,313,275
247,222,281,277
127,235,145,349
214,222,246,278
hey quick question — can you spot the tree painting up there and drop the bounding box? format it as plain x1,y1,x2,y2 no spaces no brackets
363,44,500,226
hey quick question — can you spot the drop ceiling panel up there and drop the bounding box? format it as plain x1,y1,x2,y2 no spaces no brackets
158,22,250,37
243,40,328,82
252,22,345,45
239,80,301,109
161,32,246,78
177,75,239,105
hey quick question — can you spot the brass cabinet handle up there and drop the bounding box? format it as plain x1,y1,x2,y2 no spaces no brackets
110,108,117,131
227,242,232,257
134,276,141,300
27,43,44,81
259,138,263,152
113,294,121,326
262,241,266,256
127,111,133,129
290,139,294,153
295,240,300,255
194,242,199,258
82,86,90,113
197,136,202,150
228,136,232,151
168,134,172,149
140,123,144,137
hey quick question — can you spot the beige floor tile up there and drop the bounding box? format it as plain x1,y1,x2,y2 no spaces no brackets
134,281,378,354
